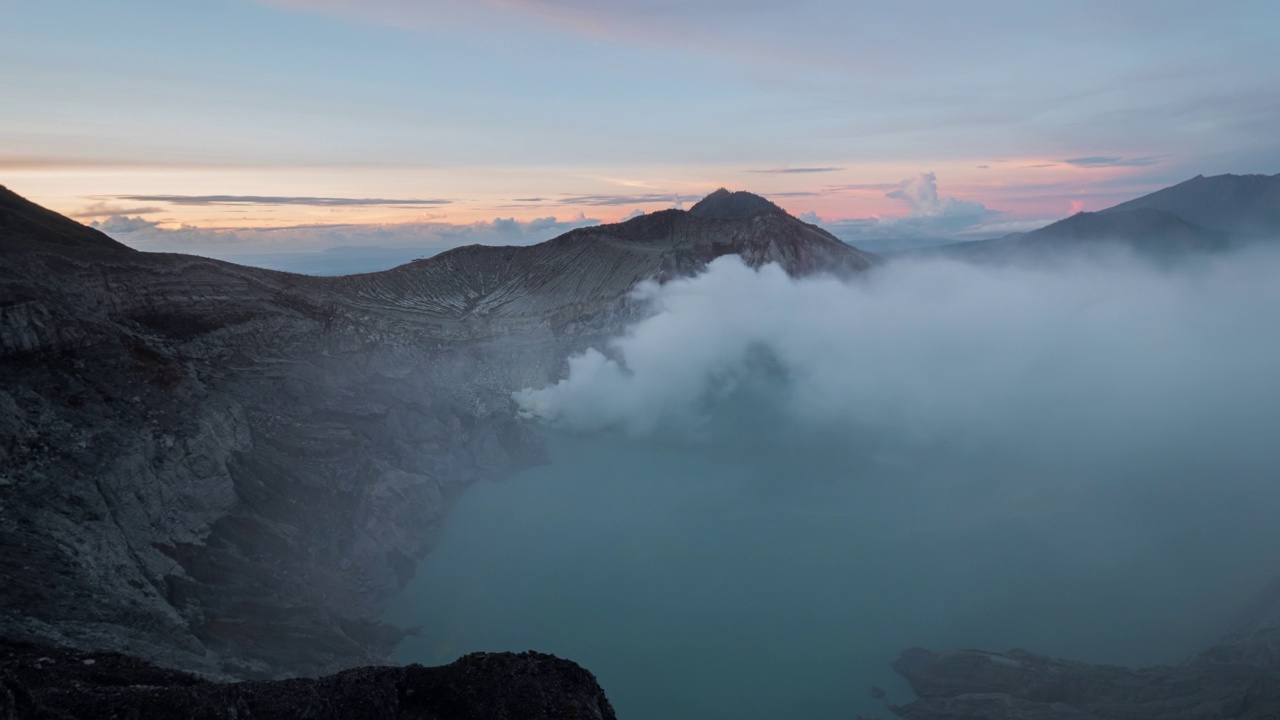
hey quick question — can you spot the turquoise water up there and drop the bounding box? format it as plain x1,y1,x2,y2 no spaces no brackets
385,253,1280,718
388,427,1278,719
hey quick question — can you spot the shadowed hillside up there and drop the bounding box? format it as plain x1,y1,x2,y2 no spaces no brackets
1102,172,1280,237
924,173,1274,262
0,186,871,679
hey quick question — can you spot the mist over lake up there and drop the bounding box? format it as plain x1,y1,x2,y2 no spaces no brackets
391,248,1280,719
8,0,1280,714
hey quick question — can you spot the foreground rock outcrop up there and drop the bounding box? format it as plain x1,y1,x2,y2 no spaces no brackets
0,184,873,679
0,638,615,719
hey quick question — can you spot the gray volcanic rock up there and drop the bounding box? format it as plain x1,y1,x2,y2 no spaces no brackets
887,641,1280,719
885,582,1280,719
0,250,542,679
0,186,873,680
688,188,786,220
0,637,615,719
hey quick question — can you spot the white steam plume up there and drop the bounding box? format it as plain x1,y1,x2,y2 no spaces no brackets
515,251,1280,456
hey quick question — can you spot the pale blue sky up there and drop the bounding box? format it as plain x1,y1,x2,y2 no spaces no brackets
4,0,1279,258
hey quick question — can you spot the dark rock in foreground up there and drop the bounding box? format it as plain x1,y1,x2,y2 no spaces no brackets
0,637,615,720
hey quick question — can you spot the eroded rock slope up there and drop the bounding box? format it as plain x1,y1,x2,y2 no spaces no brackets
0,185,874,679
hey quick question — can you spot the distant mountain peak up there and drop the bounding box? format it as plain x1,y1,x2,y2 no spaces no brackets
930,206,1228,263
1031,207,1225,243
1101,172,1280,237
688,188,786,220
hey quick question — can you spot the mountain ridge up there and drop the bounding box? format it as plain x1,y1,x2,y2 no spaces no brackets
1101,172,1280,237
4,182,1280,718
688,187,787,220
921,172,1277,261
0,185,135,254
0,186,872,680
938,206,1229,261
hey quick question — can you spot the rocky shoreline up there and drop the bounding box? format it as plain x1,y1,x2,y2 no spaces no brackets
872,576,1280,719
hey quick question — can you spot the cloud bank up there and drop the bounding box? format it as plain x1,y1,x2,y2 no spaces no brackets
92,214,601,272
110,194,452,208
431,241,1280,720
517,250,1280,454
819,173,1001,249
885,172,990,219
513,247,1280,633
509,247,1280,680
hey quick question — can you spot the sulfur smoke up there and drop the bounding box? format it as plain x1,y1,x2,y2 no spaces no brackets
517,250,1280,452
475,247,1280,717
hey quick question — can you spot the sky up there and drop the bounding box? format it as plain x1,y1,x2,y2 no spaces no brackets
4,0,1280,260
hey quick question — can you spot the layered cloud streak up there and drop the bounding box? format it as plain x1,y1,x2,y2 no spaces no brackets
93,214,601,272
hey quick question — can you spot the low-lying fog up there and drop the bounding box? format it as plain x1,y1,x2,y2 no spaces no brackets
390,247,1280,719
